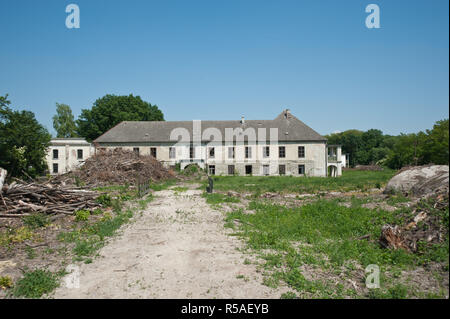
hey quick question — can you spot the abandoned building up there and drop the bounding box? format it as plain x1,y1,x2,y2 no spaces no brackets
46,138,94,175
92,109,343,177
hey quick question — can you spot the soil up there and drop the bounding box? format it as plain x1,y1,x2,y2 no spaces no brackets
52,184,290,298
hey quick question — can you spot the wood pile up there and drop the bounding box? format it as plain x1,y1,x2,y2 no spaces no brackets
52,148,174,187
0,181,100,218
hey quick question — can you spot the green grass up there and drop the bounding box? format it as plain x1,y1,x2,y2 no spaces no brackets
22,214,50,229
202,192,241,205
224,197,448,298
172,186,189,193
206,169,396,195
149,179,177,191
12,269,65,298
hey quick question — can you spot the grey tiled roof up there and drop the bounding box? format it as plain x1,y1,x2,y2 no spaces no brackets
94,110,327,143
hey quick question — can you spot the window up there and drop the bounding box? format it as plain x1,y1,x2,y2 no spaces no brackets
150,147,157,158
228,147,235,159
189,145,194,159
245,165,253,175
169,147,176,159
263,146,270,158
245,146,251,159
53,149,58,160
279,146,286,158
209,147,215,158
208,165,215,175
298,146,305,158
77,149,83,159
263,165,270,176
228,165,235,175
298,164,305,175
53,163,58,174
279,165,286,175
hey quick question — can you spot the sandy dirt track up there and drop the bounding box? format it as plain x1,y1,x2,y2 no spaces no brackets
54,184,286,298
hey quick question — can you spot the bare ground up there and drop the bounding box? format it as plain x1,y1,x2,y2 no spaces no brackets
53,183,289,299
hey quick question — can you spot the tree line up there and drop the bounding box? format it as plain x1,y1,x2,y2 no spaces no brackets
1,94,164,178
325,120,449,169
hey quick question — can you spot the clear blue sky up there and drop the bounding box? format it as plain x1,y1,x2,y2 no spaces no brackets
0,0,448,136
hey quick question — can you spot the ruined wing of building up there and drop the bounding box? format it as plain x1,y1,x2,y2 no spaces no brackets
84,109,343,177
46,138,94,175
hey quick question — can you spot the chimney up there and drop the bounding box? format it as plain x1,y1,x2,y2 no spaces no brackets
241,116,245,124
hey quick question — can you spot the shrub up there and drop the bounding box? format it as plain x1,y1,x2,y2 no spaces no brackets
75,210,90,222
96,194,112,207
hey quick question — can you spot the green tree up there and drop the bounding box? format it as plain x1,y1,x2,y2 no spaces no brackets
52,103,78,138
425,119,449,165
0,95,51,178
77,94,164,141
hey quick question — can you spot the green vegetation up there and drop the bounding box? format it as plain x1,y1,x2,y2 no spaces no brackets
172,186,189,193
0,226,35,247
202,192,241,205
325,119,449,169
75,209,91,222
207,169,395,195
149,179,177,191
12,269,65,298
52,102,78,138
0,94,51,178
77,94,164,141
0,276,13,290
22,213,50,229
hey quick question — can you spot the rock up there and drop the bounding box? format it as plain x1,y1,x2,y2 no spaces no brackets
384,165,449,197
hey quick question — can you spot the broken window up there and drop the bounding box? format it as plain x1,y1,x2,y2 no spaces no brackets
53,149,58,160
209,147,215,158
77,149,83,159
169,147,176,159
298,146,305,158
279,146,286,158
189,145,194,159
279,165,286,175
53,163,58,174
228,165,235,175
150,147,156,158
245,165,252,175
298,164,305,175
263,146,270,158
245,146,251,159
208,165,215,175
228,147,235,159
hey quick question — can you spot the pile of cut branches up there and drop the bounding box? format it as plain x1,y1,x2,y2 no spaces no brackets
0,181,100,217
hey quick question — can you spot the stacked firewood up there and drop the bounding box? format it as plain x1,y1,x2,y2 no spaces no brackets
0,181,100,217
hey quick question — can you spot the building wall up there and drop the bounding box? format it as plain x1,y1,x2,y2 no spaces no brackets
97,141,327,177
46,139,94,175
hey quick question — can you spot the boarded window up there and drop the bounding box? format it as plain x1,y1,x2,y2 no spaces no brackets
150,147,157,158
53,149,58,159
228,165,235,175
298,146,305,158
279,165,286,175
279,146,286,158
53,163,58,174
169,147,176,159
298,164,305,175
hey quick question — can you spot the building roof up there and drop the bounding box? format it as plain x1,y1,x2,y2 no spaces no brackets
94,110,327,144
50,138,91,146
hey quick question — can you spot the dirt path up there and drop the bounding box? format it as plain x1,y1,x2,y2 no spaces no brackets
53,183,286,299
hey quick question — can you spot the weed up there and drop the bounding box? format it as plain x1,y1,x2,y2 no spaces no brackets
12,269,64,298
0,276,13,290
75,209,90,222
22,214,50,229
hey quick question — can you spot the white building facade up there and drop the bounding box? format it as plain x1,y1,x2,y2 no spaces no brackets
46,138,94,175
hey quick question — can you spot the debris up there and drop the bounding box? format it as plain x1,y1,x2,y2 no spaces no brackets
52,148,174,187
0,181,100,216
0,168,6,194
379,225,409,251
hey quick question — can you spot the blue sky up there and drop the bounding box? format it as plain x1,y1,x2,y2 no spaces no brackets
0,0,448,136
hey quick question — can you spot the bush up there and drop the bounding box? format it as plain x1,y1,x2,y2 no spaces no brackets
75,210,90,222
96,194,112,207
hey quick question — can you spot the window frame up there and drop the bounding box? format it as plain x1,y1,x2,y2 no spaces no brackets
279,146,286,158
298,146,305,158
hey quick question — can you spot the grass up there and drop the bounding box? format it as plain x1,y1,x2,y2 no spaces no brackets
205,169,396,195
202,192,241,205
12,269,66,298
224,195,448,298
149,179,177,191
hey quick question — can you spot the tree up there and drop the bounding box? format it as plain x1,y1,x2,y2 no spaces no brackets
77,94,164,141
425,119,449,165
0,95,51,178
53,103,78,138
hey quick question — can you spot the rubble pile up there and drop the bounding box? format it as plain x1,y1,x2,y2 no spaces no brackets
54,148,174,187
